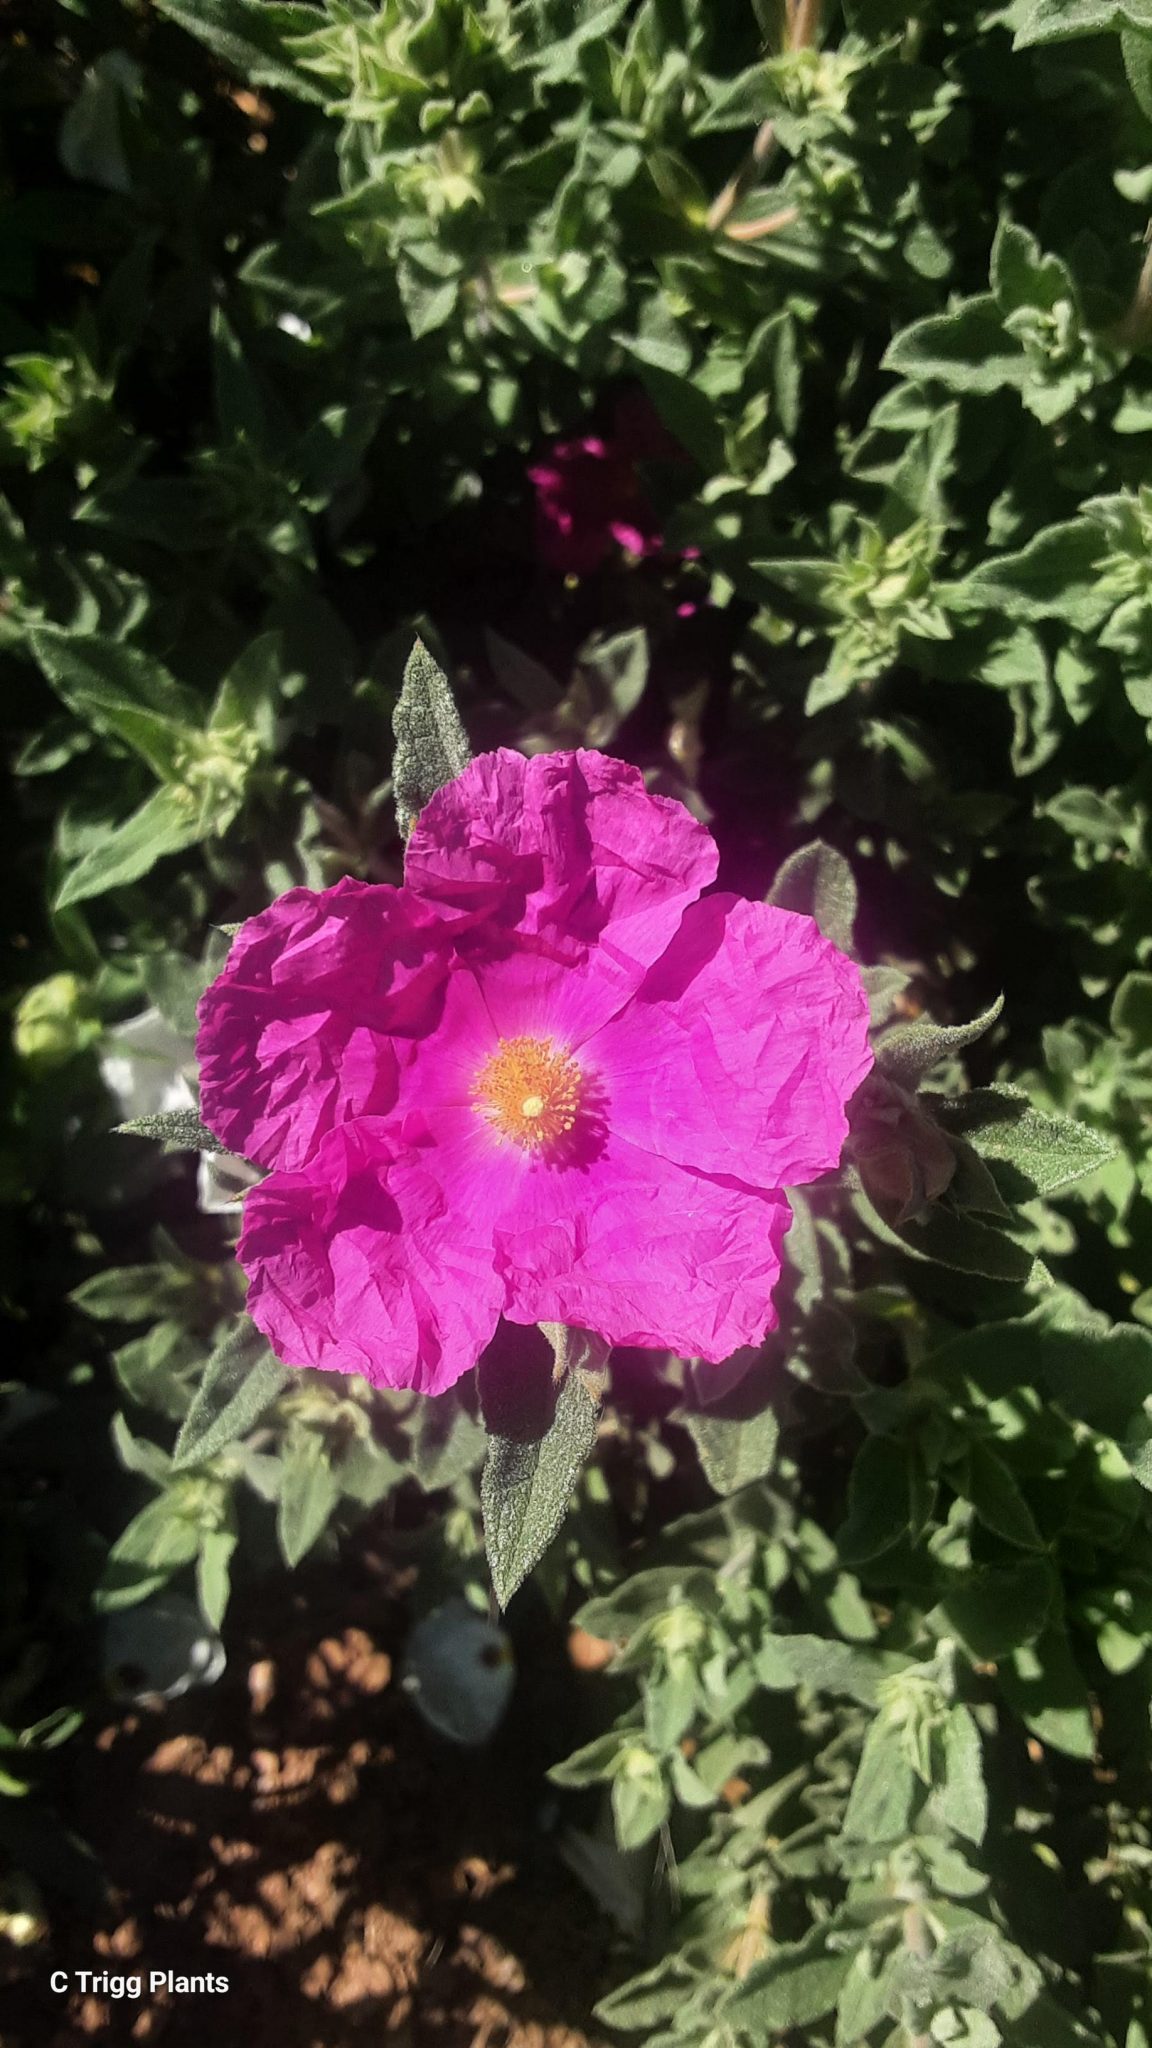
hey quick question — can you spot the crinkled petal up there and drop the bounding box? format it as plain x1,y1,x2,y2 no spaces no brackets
405,752,716,997
491,1132,792,1363
349,1087,788,1363
592,894,872,1188
239,1120,503,1396
389,940,650,1098
196,879,453,1173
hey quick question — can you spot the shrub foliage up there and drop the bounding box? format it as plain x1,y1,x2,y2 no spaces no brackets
4,1,1152,2041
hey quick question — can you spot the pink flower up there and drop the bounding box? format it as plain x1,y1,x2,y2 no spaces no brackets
197,751,872,1394
527,392,693,576
528,435,664,575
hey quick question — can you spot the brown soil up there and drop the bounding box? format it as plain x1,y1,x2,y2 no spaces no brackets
0,1560,618,2048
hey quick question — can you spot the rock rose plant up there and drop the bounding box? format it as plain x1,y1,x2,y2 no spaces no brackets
197,747,872,1395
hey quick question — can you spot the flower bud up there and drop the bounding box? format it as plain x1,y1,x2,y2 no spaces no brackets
13,973,99,1068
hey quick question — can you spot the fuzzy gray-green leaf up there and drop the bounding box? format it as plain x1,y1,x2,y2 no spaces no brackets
768,840,858,954
116,1107,227,1155
481,1362,603,1610
172,1319,289,1470
392,637,471,838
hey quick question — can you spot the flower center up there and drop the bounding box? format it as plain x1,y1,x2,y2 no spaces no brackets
473,1035,584,1152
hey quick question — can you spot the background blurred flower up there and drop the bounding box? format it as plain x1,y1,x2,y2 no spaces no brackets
99,1007,258,1216
527,391,692,576
99,1007,197,1121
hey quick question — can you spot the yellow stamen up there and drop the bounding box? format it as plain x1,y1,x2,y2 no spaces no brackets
474,1036,583,1152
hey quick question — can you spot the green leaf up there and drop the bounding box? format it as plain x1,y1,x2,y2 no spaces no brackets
95,1493,202,1609
110,1411,172,1486
934,1089,1114,1198
885,404,960,531
392,637,471,839
1015,0,1152,45
873,1204,1024,1286
628,360,725,472
113,1325,201,1422
1111,972,1152,1052
140,949,212,1037
1043,787,1132,843
612,1759,671,1851
395,245,461,340
929,1301,1152,1436
58,50,140,197
862,965,912,1027
940,1706,988,1845
209,632,281,749
529,0,633,82
863,1190,1035,1288
483,629,563,714
883,295,1024,394
28,627,201,768
54,786,209,909
646,1662,699,1751
211,306,271,448
768,840,858,954
409,1389,487,1491
939,1558,1055,1660
149,0,326,100
990,220,1071,318
836,1947,902,2048
729,1925,854,2030
693,1730,770,1794
1122,27,1152,119
594,1959,700,2033
276,1429,339,1568
549,1728,628,1788
1000,1627,1096,1759
577,626,650,733
172,1320,289,1470
110,1496,204,1572
1121,1404,1152,1491
685,1403,779,1496
878,997,1004,1091
71,1265,189,1322
1012,1993,1109,2048
574,1565,720,1642
481,1355,603,1609
197,1526,236,1630
952,522,1108,631
116,1107,227,1155
837,1436,914,1564
843,1713,918,1842
958,1443,1045,1550
755,1633,910,1706
889,1926,1041,2025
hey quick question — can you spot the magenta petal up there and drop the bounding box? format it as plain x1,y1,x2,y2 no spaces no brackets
196,879,452,1173
494,1132,792,1362
594,894,872,1189
406,749,716,980
239,1120,504,1395
608,517,664,557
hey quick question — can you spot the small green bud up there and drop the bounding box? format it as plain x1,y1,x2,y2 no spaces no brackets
652,1602,709,1661
617,1740,661,1781
13,973,99,1068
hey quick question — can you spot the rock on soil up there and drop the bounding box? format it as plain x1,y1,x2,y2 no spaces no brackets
0,1561,616,2048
